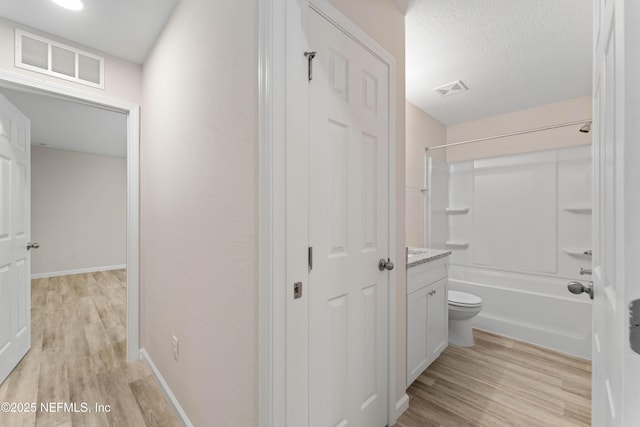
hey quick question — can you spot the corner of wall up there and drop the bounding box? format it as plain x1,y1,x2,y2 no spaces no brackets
139,0,259,425
405,101,446,248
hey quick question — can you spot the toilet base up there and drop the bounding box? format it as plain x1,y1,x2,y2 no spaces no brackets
448,319,475,347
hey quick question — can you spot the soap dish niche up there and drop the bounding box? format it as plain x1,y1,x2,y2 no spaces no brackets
446,241,470,249
563,205,592,214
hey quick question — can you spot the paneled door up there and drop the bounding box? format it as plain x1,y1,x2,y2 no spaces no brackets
592,0,640,425
308,8,390,427
0,92,31,384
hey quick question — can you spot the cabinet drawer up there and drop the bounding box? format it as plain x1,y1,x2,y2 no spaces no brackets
407,257,447,294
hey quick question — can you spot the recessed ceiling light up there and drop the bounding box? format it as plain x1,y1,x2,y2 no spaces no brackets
51,0,84,11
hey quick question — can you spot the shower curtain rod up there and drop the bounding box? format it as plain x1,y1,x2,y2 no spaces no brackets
425,118,592,152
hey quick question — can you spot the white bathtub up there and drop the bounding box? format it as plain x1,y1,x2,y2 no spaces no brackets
448,264,592,359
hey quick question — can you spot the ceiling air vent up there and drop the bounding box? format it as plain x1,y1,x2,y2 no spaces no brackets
434,80,468,97
15,29,104,89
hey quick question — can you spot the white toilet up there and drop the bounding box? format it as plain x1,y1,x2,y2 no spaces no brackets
448,290,483,347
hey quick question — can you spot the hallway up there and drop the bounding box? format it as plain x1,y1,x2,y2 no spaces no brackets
0,271,179,427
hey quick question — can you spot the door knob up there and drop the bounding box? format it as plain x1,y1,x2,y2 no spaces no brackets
27,242,40,250
567,281,593,300
378,258,394,271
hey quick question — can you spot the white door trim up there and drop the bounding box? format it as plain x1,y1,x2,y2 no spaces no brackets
0,70,141,362
258,1,398,425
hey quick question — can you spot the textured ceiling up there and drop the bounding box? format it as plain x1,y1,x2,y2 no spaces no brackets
406,0,592,125
0,0,592,131
0,0,177,64
0,87,127,158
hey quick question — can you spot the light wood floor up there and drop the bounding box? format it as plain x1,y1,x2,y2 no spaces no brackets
395,329,592,427
0,270,180,427
3,274,591,427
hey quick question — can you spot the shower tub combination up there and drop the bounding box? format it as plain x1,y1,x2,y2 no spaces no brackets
426,146,592,358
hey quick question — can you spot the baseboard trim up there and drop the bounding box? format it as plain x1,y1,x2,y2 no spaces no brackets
473,314,591,359
31,264,127,279
140,348,194,427
394,393,410,420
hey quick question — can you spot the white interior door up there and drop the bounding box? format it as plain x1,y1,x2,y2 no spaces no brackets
592,1,640,425
308,8,390,427
0,92,31,385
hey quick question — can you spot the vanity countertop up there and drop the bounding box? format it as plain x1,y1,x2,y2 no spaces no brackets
406,247,452,268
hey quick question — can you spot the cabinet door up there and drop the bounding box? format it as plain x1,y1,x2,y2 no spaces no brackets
427,278,448,361
407,286,429,385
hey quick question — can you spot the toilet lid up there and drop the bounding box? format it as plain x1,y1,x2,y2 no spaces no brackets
448,290,482,307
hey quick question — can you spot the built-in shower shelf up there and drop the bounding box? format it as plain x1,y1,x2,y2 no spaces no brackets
563,205,592,214
563,248,593,257
446,241,470,249
445,207,470,214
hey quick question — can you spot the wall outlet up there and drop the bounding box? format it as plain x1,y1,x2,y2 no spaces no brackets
172,335,179,360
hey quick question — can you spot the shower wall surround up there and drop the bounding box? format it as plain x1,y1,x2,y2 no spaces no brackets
427,145,592,358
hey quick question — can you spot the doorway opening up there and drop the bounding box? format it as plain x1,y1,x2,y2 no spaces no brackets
0,70,140,364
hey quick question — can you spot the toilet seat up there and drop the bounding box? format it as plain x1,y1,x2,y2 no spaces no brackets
448,290,482,307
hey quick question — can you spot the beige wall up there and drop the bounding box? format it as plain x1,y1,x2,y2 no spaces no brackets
0,18,142,105
31,147,126,276
140,0,258,425
446,96,592,162
405,101,446,248
328,0,408,405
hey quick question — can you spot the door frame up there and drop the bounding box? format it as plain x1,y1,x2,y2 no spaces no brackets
0,70,141,362
258,1,398,425
591,0,640,423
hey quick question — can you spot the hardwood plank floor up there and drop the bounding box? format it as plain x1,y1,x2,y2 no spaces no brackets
4,274,591,426
0,271,180,427
395,329,592,427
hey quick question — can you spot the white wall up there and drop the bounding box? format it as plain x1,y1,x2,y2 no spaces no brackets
405,101,445,248
435,146,593,358
1,17,138,279
410,97,592,249
425,157,449,250
140,0,258,425
0,17,142,104
328,0,409,407
31,147,126,277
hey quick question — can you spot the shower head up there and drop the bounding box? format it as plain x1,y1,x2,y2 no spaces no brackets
579,122,592,133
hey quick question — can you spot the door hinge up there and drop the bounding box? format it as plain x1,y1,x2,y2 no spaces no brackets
630,299,640,355
308,246,313,271
304,51,317,81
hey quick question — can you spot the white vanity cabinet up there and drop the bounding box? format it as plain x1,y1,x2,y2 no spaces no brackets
406,256,449,386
